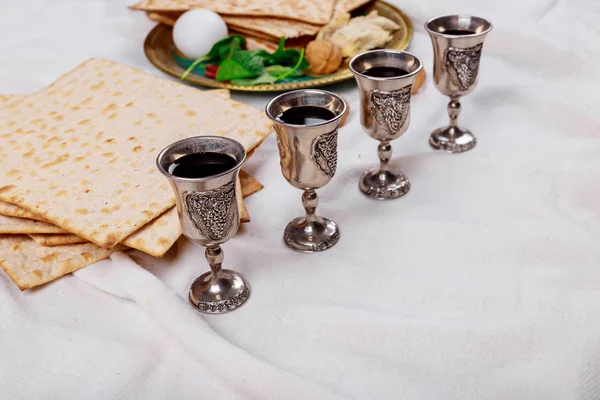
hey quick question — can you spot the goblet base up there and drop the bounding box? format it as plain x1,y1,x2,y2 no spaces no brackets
359,168,410,200
189,269,250,314
284,217,339,253
429,126,476,153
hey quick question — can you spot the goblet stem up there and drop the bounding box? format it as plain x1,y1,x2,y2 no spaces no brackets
378,141,392,172
189,244,249,313
429,96,475,153
447,97,461,133
359,139,409,199
283,188,339,252
302,189,319,223
205,245,223,282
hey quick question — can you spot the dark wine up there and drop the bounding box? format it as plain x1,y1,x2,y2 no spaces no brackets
443,29,476,35
168,152,237,179
276,106,335,125
362,66,409,78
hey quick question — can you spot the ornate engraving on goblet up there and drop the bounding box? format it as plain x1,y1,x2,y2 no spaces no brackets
349,49,423,200
425,15,492,153
265,89,347,253
156,136,249,314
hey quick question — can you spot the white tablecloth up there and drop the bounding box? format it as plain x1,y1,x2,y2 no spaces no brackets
1,0,600,399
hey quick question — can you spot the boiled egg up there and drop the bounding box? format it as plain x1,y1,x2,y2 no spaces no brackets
173,9,228,59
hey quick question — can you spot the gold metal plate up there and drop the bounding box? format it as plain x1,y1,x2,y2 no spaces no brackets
144,1,413,92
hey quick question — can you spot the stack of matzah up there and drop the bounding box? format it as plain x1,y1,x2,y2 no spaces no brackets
0,59,271,290
135,0,374,51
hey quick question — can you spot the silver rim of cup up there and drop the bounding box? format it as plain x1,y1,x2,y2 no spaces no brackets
264,89,347,128
156,135,246,183
424,14,493,38
349,49,423,81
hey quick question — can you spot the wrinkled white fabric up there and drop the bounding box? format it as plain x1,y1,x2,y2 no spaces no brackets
1,0,599,399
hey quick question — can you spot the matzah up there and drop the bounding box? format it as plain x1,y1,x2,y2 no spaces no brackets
229,26,280,43
0,89,235,257
29,233,88,247
1,170,262,254
147,11,179,26
120,207,181,257
147,11,320,39
225,16,321,39
0,94,25,104
0,215,66,234
0,235,114,290
0,59,272,249
240,170,263,197
21,208,181,256
144,0,373,40
245,36,279,52
132,0,336,25
335,0,373,12
0,200,42,220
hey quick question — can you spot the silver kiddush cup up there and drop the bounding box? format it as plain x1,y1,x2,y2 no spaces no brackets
425,15,492,153
265,89,346,253
157,136,249,314
349,50,422,200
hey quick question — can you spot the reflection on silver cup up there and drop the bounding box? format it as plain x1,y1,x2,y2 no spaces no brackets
156,136,249,314
266,89,346,253
425,14,492,153
350,49,423,200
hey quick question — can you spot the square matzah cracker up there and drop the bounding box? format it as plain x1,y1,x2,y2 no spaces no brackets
225,16,321,39
146,11,321,39
0,235,114,290
0,214,66,234
28,233,88,247
143,0,371,41
0,59,272,248
0,200,41,220
132,0,336,25
221,0,374,39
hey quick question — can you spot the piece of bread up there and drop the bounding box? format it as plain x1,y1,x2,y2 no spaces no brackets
0,59,272,250
132,0,337,25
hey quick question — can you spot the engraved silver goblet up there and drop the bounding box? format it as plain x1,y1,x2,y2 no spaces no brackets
156,136,249,314
425,15,492,153
265,89,346,253
349,49,423,200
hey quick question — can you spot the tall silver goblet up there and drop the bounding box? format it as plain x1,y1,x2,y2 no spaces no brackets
265,89,346,253
349,50,423,200
425,15,492,153
156,136,249,314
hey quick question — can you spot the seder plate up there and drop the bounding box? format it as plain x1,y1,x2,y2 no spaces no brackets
143,0,413,92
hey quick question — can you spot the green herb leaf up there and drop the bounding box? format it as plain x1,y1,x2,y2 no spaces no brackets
268,37,287,61
180,55,210,80
231,71,277,86
180,35,310,85
180,35,247,80
266,65,304,77
274,48,306,81
216,59,257,81
231,50,266,76
265,37,309,69
211,35,246,61
245,49,271,59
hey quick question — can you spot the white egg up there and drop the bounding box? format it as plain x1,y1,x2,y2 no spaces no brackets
173,9,228,59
